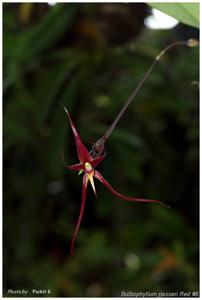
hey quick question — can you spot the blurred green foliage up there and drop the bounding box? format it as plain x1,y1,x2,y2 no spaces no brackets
4,3,199,297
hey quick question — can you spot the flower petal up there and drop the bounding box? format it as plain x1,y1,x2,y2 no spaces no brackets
68,163,85,171
87,172,97,197
94,171,168,208
63,105,92,163
70,174,89,255
61,149,85,171
91,153,106,168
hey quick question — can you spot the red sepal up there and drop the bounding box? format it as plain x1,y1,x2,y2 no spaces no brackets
70,174,89,255
94,170,168,208
68,163,85,171
63,106,92,163
91,153,106,168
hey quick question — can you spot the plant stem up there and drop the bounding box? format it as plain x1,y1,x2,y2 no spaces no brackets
90,39,198,158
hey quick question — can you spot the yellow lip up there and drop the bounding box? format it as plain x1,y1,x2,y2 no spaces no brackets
87,172,96,196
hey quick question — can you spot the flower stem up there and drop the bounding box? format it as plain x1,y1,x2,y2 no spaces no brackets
90,39,198,158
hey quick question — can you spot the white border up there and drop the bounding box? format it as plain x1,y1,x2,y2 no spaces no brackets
2,1,200,299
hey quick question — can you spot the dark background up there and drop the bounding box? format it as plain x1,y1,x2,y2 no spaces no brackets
3,3,199,297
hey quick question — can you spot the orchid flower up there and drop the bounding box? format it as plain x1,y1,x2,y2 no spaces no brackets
61,39,199,254
62,106,167,255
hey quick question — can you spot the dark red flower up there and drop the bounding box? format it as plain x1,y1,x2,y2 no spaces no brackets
62,106,167,255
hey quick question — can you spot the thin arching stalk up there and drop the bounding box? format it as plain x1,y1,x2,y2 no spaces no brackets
90,39,198,158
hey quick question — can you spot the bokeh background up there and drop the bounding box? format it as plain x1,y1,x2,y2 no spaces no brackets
3,3,199,297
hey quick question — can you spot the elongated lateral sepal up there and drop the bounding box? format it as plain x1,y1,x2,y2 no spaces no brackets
95,171,169,208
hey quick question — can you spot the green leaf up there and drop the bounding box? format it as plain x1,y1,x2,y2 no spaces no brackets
4,3,78,70
149,3,199,28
